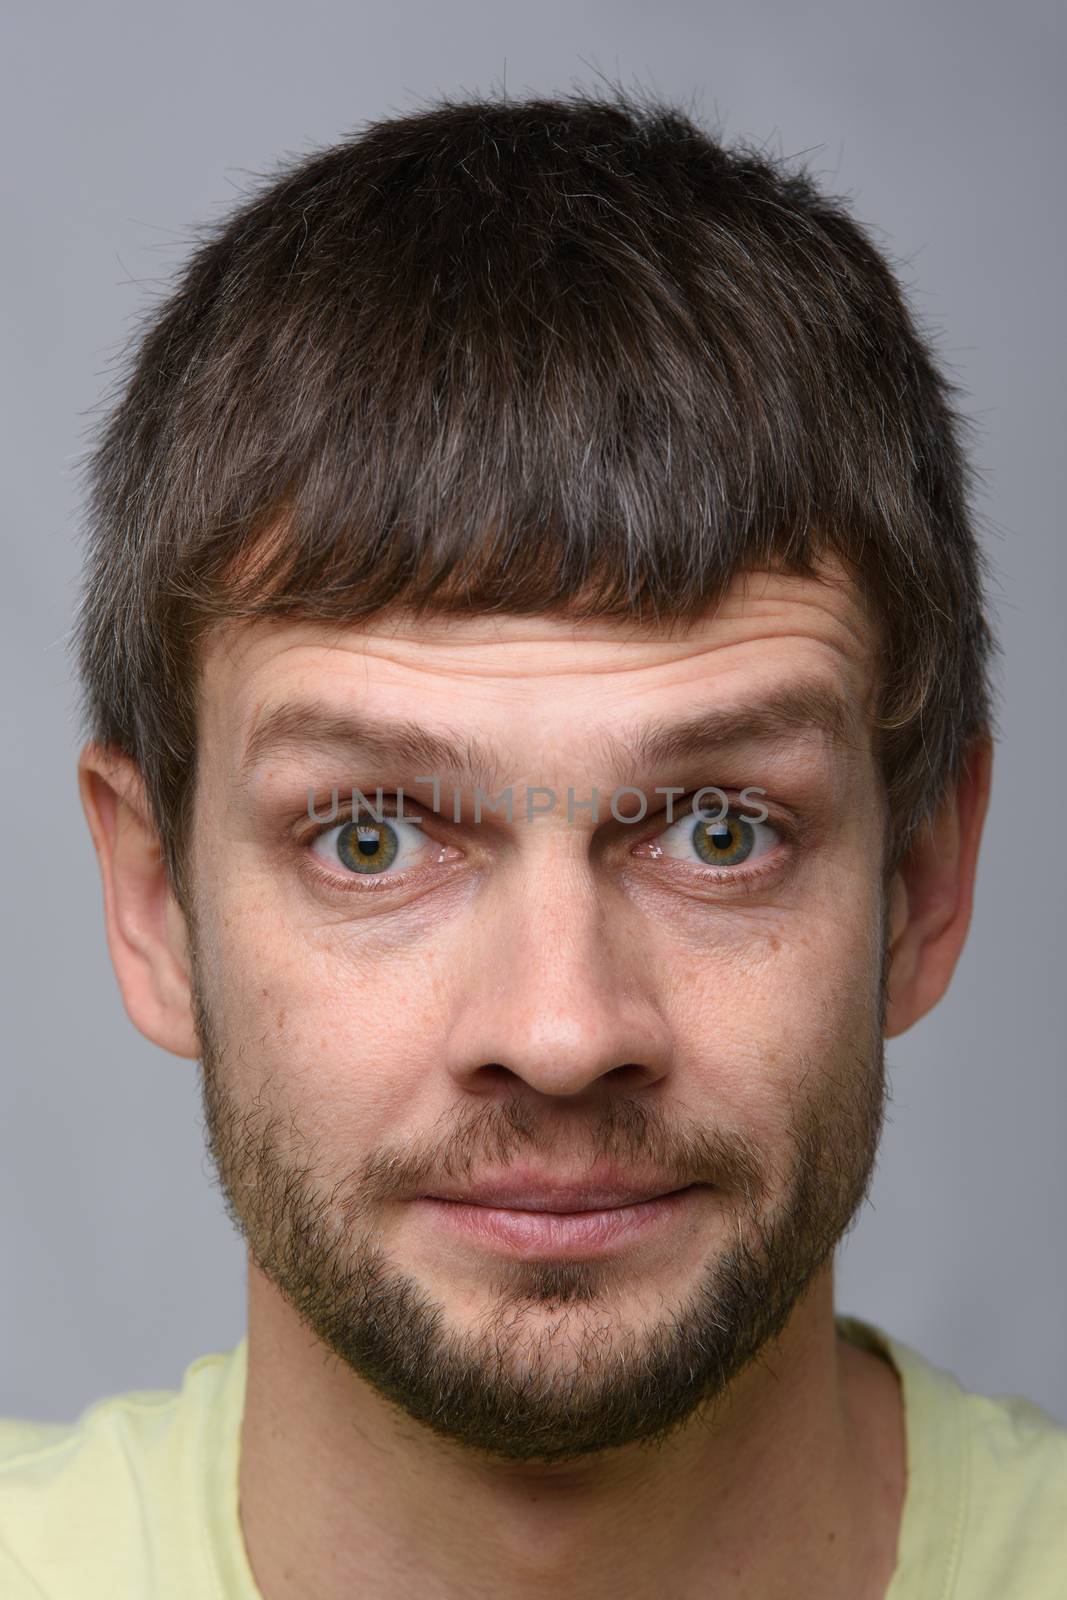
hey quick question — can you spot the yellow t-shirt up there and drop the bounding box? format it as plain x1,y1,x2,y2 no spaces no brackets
1,1314,1064,1597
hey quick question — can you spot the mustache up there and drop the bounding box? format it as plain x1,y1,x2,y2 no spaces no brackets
342,1093,770,1215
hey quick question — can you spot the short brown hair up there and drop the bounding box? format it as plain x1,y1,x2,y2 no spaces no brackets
73,89,995,910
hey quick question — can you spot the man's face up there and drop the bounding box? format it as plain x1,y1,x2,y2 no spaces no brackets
185,563,889,1463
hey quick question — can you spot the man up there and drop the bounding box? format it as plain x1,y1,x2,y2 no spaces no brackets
2,90,1063,1598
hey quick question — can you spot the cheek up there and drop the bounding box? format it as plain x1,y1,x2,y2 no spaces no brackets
195,884,440,1132
668,899,884,1140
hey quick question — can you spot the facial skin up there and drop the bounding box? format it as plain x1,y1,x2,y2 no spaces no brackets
80,560,991,1599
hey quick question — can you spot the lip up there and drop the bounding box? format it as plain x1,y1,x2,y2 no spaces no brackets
417,1170,697,1212
412,1175,706,1259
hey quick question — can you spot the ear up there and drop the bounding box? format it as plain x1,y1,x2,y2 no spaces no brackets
78,743,200,1059
884,736,993,1037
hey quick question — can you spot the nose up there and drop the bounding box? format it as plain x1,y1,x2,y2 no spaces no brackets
441,863,674,1102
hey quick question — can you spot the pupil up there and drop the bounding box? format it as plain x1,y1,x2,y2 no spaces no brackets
707,823,733,849
357,833,379,856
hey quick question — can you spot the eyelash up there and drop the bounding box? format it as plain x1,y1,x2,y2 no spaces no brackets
294,792,795,899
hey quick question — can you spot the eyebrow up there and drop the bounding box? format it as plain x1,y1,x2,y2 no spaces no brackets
236,681,860,793
237,702,510,793
612,681,860,772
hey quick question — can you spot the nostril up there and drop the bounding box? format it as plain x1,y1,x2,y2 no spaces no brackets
607,1062,658,1088
474,1063,519,1086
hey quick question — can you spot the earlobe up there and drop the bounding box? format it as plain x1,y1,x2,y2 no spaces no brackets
78,743,201,1060
883,736,993,1038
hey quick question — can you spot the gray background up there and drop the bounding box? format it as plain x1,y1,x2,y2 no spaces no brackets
2,0,1064,1423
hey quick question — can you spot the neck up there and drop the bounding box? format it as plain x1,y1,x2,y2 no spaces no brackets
237,1260,904,1600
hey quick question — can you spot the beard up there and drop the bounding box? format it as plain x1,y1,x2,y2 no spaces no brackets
189,922,889,1466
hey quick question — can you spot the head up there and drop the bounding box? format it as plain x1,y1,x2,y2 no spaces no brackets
75,90,993,1465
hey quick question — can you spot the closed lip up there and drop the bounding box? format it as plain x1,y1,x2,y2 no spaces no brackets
417,1174,699,1213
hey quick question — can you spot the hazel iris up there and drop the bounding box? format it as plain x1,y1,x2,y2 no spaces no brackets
691,811,756,867
335,818,400,874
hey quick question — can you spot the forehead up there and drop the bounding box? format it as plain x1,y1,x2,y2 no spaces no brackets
197,562,878,771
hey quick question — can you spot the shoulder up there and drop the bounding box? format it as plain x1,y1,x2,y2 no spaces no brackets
887,1324,1067,1513
953,1381,1067,1589
840,1315,1067,1597
0,1353,230,1475
0,1348,242,1599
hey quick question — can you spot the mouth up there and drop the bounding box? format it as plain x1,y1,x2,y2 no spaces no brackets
417,1170,699,1211
411,1174,708,1259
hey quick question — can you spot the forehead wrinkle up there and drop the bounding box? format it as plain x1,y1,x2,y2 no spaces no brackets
234,676,866,802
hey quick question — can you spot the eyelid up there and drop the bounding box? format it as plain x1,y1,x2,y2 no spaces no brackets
625,793,795,894
299,802,432,865
296,796,427,840
294,789,789,843
652,808,781,859
297,802,454,895
633,790,789,843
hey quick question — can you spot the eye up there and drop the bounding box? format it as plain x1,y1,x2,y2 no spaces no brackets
310,810,431,877
651,804,781,869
